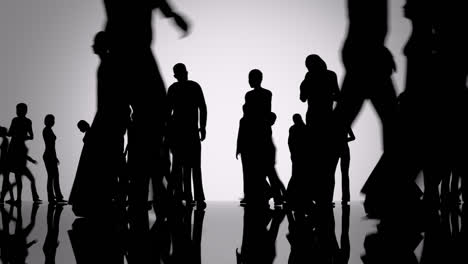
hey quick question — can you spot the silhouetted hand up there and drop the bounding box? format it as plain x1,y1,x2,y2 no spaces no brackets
31,159,38,165
236,152,240,160
199,127,206,141
173,13,190,38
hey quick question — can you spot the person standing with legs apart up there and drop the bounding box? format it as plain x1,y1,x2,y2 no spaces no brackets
43,114,66,204
7,103,41,203
167,63,207,209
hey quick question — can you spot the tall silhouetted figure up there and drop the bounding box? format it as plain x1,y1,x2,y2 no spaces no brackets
238,69,285,207
102,0,190,210
167,63,207,208
286,113,311,210
69,32,129,217
300,54,341,205
0,126,14,202
42,114,65,203
7,103,41,203
43,204,64,264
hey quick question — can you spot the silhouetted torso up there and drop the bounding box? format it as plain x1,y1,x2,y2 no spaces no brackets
42,127,57,161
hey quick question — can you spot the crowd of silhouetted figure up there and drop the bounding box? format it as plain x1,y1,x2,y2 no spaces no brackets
1,0,468,256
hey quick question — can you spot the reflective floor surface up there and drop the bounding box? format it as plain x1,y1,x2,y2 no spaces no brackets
0,201,466,263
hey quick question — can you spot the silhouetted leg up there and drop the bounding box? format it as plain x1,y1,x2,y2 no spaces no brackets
334,76,366,131
370,79,397,150
0,171,13,201
341,144,351,202
15,172,22,202
44,160,55,201
183,166,193,203
24,168,40,201
267,167,286,205
192,144,205,202
241,155,250,202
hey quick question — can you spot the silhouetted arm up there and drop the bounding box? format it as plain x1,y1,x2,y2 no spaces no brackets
299,80,307,102
347,128,355,142
198,84,207,141
330,71,340,102
158,0,190,36
6,119,15,137
26,119,34,140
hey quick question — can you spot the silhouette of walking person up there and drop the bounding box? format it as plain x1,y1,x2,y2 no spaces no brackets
7,103,41,203
102,0,190,209
0,126,15,202
167,63,207,208
335,0,397,151
42,114,65,204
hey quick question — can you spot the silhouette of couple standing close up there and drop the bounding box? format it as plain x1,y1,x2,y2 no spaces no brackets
69,0,208,217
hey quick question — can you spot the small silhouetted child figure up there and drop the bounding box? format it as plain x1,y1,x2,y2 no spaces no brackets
7,103,41,203
43,114,65,203
287,114,310,210
0,126,14,202
340,128,355,203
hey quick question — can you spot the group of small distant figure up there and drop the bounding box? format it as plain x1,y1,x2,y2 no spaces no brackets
0,104,65,204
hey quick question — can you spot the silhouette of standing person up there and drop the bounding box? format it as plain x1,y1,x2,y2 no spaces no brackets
300,55,341,205
300,54,340,127
167,63,207,208
0,126,14,202
240,69,285,207
42,114,65,204
102,0,190,209
7,103,41,203
287,114,311,210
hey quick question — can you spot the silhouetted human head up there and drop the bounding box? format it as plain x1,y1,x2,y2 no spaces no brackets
92,31,109,56
248,69,263,88
173,63,188,82
0,126,7,137
44,114,55,128
77,120,90,133
292,113,304,125
16,103,28,117
305,54,327,72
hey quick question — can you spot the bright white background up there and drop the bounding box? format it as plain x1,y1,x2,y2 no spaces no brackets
0,0,409,201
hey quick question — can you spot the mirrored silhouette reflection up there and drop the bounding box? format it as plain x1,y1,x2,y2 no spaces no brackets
68,205,205,264
0,203,39,263
43,204,64,264
236,207,285,264
361,204,468,264
287,205,350,264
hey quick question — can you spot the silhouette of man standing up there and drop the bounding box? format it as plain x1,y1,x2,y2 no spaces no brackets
167,63,207,208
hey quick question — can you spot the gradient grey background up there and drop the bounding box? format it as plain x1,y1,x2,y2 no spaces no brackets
0,0,410,201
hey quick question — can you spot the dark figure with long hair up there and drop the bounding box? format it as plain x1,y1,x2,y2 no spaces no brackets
43,114,65,203
300,54,341,205
167,63,207,208
0,126,14,202
7,103,41,203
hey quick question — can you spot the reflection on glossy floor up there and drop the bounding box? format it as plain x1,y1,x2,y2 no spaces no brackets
0,202,466,263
